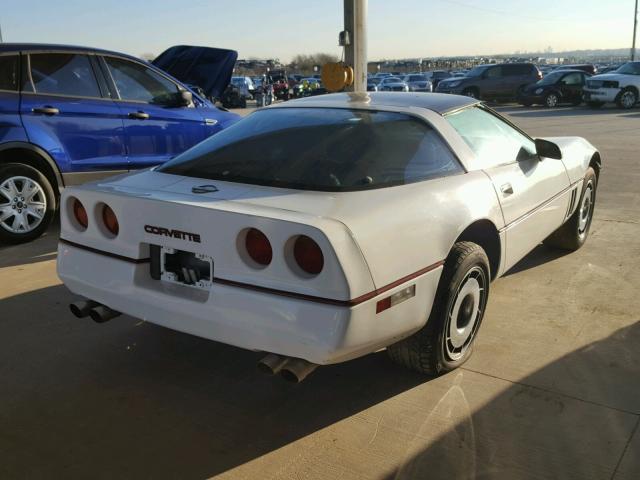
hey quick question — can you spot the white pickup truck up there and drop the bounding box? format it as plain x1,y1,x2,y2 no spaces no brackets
583,61,640,109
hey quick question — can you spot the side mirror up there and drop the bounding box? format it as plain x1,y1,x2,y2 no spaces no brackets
535,138,562,160
177,90,193,107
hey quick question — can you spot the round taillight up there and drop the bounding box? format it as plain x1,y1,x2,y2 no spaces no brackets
102,204,119,236
73,199,88,229
294,235,324,275
245,228,272,265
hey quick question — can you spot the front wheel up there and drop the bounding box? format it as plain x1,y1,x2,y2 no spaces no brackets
544,167,597,251
0,163,56,244
544,92,559,108
617,88,638,109
387,242,490,375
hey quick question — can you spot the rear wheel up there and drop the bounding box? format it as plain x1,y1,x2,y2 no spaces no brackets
544,167,597,251
387,242,490,375
0,163,56,244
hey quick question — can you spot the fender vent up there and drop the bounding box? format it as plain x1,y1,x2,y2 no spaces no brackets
566,188,577,219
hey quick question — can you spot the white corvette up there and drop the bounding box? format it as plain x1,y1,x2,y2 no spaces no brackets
57,93,601,381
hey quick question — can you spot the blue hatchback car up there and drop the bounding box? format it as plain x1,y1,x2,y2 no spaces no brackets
0,43,240,243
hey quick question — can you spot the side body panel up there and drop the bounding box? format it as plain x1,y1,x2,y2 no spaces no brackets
483,157,572,271
20,92,128,172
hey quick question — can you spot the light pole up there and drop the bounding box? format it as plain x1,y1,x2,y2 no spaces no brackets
633,0,638,60
343,0,368,92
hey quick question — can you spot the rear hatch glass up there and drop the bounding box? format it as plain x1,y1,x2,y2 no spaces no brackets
158,107,462,191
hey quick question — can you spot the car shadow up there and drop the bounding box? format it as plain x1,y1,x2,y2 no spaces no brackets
0,284,427,479
502,243,570,277
0,219,59,268
1,283,638,479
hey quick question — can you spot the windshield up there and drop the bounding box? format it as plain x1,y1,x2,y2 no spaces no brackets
537,72,564,85
466,66,489,77
158,108,462,191
616,62,640,75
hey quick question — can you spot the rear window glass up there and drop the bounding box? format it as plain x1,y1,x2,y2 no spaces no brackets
0,55,18,91
29,53,101,97
159,108,462,191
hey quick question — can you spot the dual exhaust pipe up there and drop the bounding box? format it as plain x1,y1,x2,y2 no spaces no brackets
69,300,121,323
258,353,318,383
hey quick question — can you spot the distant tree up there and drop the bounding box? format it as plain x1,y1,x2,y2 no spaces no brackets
289,53,339,73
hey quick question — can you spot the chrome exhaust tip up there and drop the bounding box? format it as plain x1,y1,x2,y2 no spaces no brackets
280,358,318,383
69,300,99,318
257,353,289,375
88,305,121,324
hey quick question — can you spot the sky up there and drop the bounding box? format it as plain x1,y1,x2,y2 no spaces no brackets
0,0,632,61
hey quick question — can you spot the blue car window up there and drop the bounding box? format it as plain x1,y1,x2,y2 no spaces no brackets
29,54,101,98
0,55,18,91
104,56,179,104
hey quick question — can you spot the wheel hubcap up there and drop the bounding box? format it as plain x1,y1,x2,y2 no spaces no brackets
0,176,47,234
578,182,594,236
445,266,487,361
547,94,558,107
622,92,636,108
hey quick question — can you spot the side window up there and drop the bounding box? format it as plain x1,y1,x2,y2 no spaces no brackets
502,65,518,76
104,56,179,104
0,55,18,91
485,66,502,78
29,53,101,97
446,107,537,169
562,73,582,85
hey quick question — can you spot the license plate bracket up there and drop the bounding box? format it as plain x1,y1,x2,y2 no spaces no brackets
149,245,213,289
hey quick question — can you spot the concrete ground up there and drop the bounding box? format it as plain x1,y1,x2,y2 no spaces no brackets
0,104,638,480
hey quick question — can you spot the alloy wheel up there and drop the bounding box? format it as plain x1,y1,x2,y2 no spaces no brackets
546,93,558,107
0,176,47,234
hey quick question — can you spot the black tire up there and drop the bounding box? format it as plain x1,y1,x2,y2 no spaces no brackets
387,242,490,375
544,167,597,251
0,163,56,244
587,101,603,109
240,98,247,109
616,87,638,109
461,88,479,99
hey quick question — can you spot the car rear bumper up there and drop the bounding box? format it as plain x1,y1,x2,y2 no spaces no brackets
583,88,620,103
57,242,442,365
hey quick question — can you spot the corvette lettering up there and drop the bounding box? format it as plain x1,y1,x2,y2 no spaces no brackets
144,225,201,243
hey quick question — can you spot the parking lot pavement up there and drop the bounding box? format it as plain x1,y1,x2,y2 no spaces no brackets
0,105,638,480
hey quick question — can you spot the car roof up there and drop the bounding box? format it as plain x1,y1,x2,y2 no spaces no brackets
271,92,479,115
0,42,141,62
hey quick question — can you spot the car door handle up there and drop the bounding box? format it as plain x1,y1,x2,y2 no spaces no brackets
32,106,59,115
501,183,514,195
128,111,150,120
